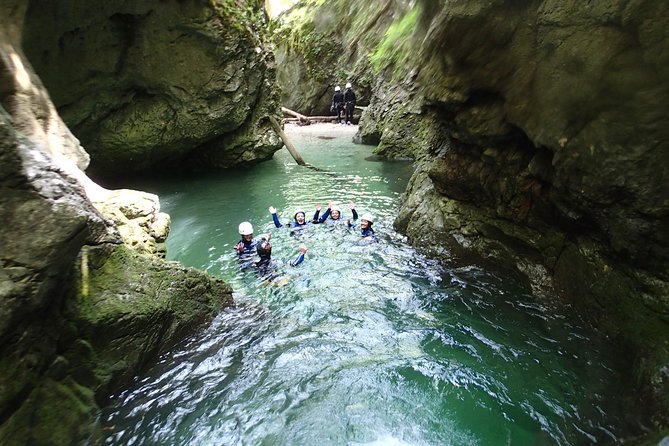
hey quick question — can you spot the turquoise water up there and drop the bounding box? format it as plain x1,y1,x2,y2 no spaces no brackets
101,125,633,445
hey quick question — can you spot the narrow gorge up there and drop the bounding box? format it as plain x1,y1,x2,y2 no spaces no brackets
276,0,669,432
1,0,668,444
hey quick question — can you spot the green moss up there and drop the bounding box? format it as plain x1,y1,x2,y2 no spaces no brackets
369,5,420,76
271,0,393,87
0,378,96,446
72,243,232,395
371,104,437,160
0,352,40,422
209,0,267,35
272,8,343,83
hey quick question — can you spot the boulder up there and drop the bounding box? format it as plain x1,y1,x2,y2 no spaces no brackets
1,6,234,443
21,0,282,178
93,189,171,258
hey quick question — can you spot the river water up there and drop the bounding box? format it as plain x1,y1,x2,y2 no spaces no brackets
101,125,634,445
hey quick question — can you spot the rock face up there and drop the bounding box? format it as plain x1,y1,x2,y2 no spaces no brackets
387,0,669,427
21,0,282,178
277,0,669,431
93,189,171,258
272,1,402,115
1,3,233,443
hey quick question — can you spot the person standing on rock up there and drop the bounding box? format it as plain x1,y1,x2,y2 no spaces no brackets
331,85,345,124
344,82,356,125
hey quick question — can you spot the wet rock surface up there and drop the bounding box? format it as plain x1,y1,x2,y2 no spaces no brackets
1,4,235,442
22,0,282,178
274,0,669,431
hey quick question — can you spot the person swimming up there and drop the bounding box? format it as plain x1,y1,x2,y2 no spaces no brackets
269,206,314,235
235,221,270,255
253,239,307,285
347,212,376,241
256,240,306,267
234,221,270,267
313,201,357,225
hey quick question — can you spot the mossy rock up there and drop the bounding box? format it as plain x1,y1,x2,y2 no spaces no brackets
272,0,403,114
22,0,282,178
0,377,96,446
75,243,232,392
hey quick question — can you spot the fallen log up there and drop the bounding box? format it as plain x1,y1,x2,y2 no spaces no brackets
269,116,306,166
282,115,361,124
283,118,331,124
283,115,337,122
281,107,309,122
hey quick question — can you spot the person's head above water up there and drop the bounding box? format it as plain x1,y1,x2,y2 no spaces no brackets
239,221,253,240
330,205,341,220
360,213,374,229
257,240,272,260
294,208,306,224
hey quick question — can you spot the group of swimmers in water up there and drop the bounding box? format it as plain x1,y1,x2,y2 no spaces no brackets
234,201,376,277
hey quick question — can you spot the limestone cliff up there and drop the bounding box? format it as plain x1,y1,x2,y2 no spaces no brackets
21,0,282,179
385,0,669,429
272,1,404,115
275,0,669,432
0,2,233,443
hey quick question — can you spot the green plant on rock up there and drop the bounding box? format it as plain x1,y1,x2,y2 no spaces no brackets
273,13,342,83
209,0,267,38
369,5,420,77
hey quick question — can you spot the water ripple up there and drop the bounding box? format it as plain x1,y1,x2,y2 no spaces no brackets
102,129,634,445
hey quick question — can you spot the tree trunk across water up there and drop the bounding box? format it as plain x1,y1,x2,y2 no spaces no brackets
281,106,360,125
269,116,307,165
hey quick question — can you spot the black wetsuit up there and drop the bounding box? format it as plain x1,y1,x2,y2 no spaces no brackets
344,88,356,123
315,207,357,224
254,251,306,282
332,91,344,122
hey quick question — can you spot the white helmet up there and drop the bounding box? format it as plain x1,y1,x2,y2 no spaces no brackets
345,82,352,89
330,205,341,220
238,221,253,235
361,213,374,223
334,85,341,91
294,208,305,218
